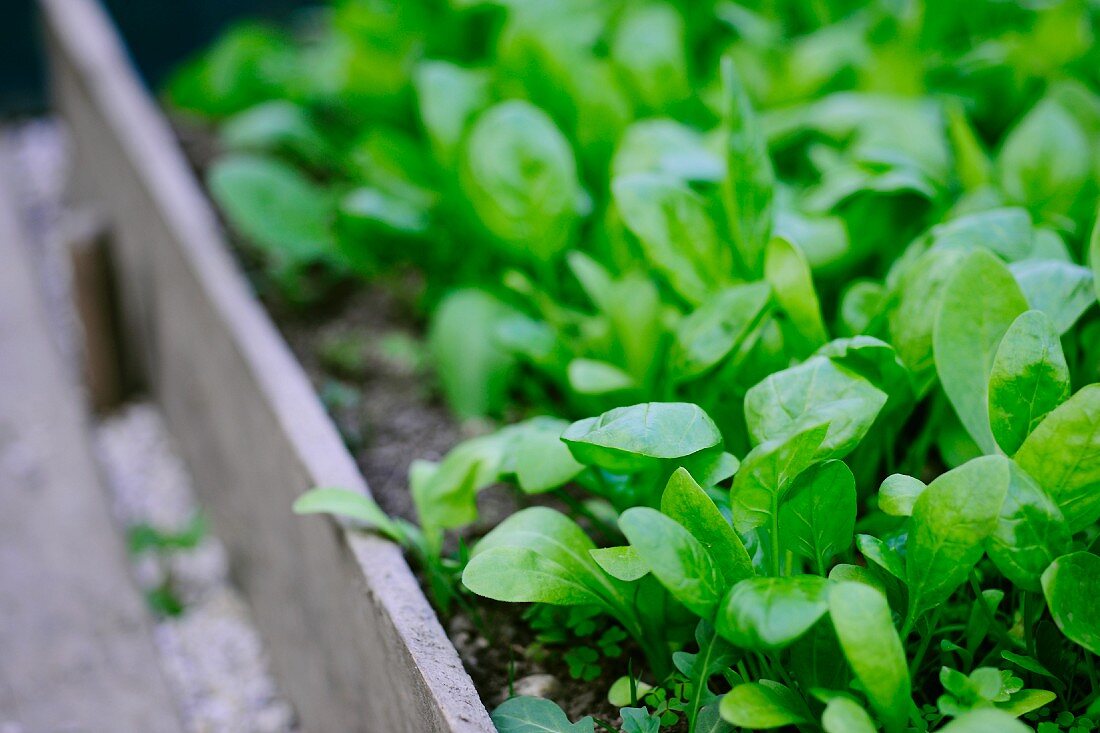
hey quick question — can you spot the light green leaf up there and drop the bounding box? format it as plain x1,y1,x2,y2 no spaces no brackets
744,356,887,458
1015,385,1100,531
620,507,724,618
562,403,722,474
717,576,830,651
590,546,649,582
779,460,856,573
936,708,1031,733
461,100,580,262
1009,260,1094,335
933,249,1029,454
986,461,1071,592
1041,551,1100,655
829,582,911,733
661,468,754,586
207,154,334,264
413,60,491,166
995,689,1057,717
764,236,828,356
719,682,809,730
292,487,401,542
878,474,927,517
670,283,772,382
492,696,595,733
906,456,1008,622
428,289,517,419
988,311,1070,456
720,56,774,275
997,97,1090,224
567,359,636,396
1091,207,1100,304
464,507,628,611
730,422,829,535
821,696,877,733
508,419,585,494
613,173,729,305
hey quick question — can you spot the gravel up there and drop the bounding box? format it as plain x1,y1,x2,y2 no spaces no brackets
2,119,297,733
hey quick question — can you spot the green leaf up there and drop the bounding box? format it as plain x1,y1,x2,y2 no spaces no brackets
988,311,1070,456
461,100,580,262
292,487,402,542
1041,552,1100,655
670,283,772,382
744,356,887,459
567,359,635,396
719,682,809,730
730,422,829,535
609,3,691,115
720,56,774,275
675,620,738,731
661,468,754,587
878,474,927,517
1009,261,1095,335
508,418,585,494
413,60,491,166
855,534,906,583
936,708,1031,733
764,236,828,356
906,456,1007,622
207,154,335,264
716,576,830,651
589,546,649,582
1091,207,1100,305
829,582,911,733
821,697,877,733
933,248,1029,455
612,119,723,184
987,461,1071,591
997,97,1090,224
613,173,729,305
779,461,856,573
995,689,1057,717
428,289,517,419
464,508,629,612
1015,385,1100,531
620,507,724,618
562,403,722,474
219,100,330,168
492,696,595,733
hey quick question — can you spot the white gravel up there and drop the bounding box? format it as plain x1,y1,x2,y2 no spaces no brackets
3,119,297,733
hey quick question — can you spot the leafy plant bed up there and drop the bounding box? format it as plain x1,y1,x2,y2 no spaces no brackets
49,0,1100,731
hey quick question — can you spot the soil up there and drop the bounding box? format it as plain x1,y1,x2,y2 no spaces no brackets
173,120,647,727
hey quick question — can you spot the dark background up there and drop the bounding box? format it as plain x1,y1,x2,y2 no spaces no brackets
2,0,308,114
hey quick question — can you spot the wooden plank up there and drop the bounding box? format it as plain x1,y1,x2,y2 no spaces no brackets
0,161,185,733
38,1,494,731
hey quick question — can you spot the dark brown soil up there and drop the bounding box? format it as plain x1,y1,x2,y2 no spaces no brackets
173,120,648,726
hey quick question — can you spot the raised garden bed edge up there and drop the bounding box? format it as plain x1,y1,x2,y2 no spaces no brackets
38,0,495,730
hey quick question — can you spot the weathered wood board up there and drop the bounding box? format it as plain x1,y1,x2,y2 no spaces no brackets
0,157,185,733
38,0,494,730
